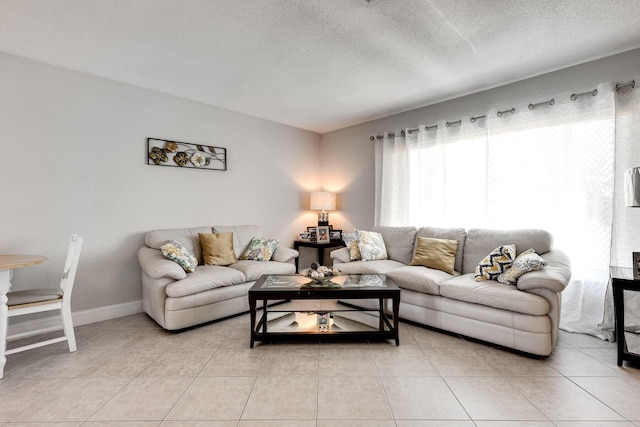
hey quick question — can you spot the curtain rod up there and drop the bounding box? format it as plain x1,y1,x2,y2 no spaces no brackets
369,80,635,141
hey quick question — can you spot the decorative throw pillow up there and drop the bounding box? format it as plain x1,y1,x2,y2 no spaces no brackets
474,244,516,281
161,240,197,273
199,232,237,266
342,232,362,261
356,230,388,261
498,248,548,285
240,237,279,261
410,237,458,275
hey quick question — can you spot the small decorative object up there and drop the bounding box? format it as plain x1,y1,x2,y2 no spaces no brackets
634,252,640,280
317,312,329,332
300,263,341,285
317,226,330,244
147,138,227,171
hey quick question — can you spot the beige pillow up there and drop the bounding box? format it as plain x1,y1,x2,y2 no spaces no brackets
410,237,458,275
199,232,237,266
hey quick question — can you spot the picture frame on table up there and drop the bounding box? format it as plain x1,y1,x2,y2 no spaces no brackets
634,252,640,280
306,226,318,241
299,232,311,240
316,226,330,243
330,230,342,241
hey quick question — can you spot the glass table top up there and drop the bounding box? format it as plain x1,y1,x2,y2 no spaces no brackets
258,274,391,290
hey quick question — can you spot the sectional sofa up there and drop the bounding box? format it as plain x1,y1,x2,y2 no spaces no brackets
138,225,298,330
330,226,571,356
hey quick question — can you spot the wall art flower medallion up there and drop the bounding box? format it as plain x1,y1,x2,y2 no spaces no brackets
147,138,227,171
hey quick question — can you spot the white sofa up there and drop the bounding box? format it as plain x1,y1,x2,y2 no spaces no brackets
331,226,571,356
138,225,298,330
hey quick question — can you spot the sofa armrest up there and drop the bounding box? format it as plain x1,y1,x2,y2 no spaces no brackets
272,246,299,263
138,246,187,280
331,247,351,264
516,249,571,293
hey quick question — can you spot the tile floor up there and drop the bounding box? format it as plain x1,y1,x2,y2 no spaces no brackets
2,312,640,426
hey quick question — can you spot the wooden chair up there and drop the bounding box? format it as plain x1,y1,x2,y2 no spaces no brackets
5,234,83,355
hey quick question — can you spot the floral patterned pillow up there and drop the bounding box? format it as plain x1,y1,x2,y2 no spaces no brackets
497,248,547,285
161,240,197,273
355,230,388,261
240,237,280,261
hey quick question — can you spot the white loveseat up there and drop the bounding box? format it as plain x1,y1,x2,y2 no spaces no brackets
331,226,571,356
138,225,298,330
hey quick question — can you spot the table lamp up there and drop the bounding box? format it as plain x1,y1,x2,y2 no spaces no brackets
310,191,336,226
625,167,640,207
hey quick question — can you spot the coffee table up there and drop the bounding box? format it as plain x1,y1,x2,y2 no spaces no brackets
248,274,400,347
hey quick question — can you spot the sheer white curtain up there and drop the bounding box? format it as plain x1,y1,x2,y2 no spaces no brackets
375,82,616,337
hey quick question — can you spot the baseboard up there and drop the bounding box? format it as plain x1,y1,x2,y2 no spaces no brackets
7,300,143,338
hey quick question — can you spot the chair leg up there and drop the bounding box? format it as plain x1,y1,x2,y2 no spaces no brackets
61,306,77,352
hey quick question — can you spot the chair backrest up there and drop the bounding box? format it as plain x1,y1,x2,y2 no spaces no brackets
60,234,83,296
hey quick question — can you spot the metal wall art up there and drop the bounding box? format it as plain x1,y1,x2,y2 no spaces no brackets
147,138,227,171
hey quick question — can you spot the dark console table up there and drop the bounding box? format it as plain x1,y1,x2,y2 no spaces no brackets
293,239,345,272
612,274,640,366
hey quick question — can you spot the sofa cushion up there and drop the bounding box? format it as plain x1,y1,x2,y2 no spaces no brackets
332,259,405,275
410,237,458,275
161,240,198,273
230,260,296,282
239,237,279,261
213,225,262,258
199,232,237,266
387,265,453,296
416,227,466,273
440,273,550,316
356,230,388,261
146,226,212,264
474,244,516,281
372,226,418,264
165,265,246,298
271,246,299,263
498,248,547,285
463,229,552,274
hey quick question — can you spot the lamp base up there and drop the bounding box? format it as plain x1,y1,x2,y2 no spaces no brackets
317,210,329,226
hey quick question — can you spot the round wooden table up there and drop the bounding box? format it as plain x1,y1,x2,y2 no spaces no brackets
0,254,46,379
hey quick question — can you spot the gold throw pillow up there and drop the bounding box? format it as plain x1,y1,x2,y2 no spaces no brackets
410,237,458,275
199,232,237,266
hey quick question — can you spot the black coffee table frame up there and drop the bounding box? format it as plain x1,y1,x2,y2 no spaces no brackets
248,274,400,347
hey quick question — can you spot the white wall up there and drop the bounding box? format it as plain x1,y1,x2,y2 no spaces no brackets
0,53,321,314
321,48,640,269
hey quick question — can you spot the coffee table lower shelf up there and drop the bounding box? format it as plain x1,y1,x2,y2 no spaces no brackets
250,302,398,346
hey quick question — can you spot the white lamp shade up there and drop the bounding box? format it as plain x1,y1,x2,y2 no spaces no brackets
310,191,336,211
625,167,640,207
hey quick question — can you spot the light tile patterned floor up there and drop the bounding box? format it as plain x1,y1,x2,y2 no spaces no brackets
1,312,640,426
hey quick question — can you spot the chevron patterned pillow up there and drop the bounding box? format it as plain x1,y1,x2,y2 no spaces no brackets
474,244,516,281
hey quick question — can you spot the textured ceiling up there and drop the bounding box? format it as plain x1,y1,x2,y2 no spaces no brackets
2,0,640,133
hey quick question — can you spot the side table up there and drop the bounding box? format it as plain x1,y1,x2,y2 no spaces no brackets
612,275,640,366
293,240,345,272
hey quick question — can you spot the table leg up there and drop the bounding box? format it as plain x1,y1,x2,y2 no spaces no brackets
249,295,256,348
0,270,12,379
393,294,400,346
318,247,325,267
262,300,268,333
